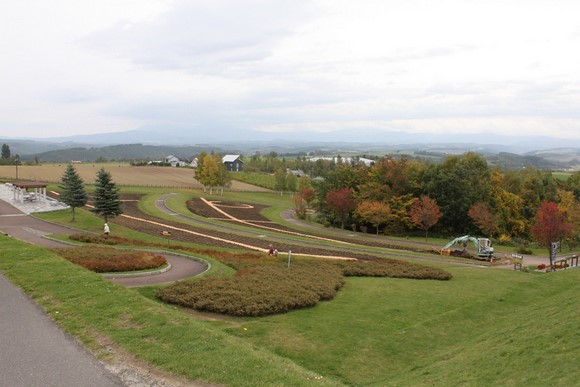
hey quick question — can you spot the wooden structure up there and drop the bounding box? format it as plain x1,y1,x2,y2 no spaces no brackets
222,155,244,172
552,255,579,271
7,181,48,203
510,253,524,271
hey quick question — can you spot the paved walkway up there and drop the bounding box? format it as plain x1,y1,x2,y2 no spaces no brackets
0,273,124,387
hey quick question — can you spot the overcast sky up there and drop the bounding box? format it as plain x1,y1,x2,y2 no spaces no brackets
1,0,580,143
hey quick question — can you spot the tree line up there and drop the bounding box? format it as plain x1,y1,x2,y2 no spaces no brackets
291,152,579,252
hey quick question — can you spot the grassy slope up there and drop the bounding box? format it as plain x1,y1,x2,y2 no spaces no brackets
226,266,580,386
0,235,340,386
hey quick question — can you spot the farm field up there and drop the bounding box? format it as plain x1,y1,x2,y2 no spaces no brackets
0,163,272,191
2,184,579,385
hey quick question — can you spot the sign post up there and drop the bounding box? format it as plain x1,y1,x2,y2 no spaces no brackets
160,230,172,245
550,241,559,267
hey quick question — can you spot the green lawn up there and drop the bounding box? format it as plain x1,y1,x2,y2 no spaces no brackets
231,266,580,386
2,232,579,385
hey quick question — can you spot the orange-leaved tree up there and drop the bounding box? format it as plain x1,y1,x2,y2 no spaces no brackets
355,200,391,235
409,195,443,241
468,202,497,237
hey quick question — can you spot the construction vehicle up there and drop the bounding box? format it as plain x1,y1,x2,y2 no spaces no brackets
441,235,494,260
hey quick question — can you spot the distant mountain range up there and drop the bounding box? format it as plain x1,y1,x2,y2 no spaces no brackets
4,124,580,152
1,130,579,170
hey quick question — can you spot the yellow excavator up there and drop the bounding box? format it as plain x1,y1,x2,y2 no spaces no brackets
441,235,494,260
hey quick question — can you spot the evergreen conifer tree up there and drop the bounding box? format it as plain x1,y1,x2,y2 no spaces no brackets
1,143,10,159
60,164,88,222
92,168,122,222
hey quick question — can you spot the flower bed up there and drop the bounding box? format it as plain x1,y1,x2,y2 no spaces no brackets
51,246,167,273
156,255,452,317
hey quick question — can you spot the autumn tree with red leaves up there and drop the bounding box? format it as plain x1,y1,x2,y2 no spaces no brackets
409,195,443,241
325,187,356,229
468,202,497,237
300,188,315,208
531,201,573,264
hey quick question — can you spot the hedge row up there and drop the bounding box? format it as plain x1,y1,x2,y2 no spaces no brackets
69,233,119,245
51,246,166,273
335,259,453,281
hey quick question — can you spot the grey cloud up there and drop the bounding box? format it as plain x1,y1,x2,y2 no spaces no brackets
45,88,106,104
83,0,317,74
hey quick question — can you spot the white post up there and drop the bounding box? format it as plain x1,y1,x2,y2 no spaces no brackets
287,250,292,268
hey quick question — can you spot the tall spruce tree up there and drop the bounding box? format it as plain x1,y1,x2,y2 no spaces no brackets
1,143,10,159
92,168,122,222
60,164,88,222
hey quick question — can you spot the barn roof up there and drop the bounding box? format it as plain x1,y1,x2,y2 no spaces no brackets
221,155,242,163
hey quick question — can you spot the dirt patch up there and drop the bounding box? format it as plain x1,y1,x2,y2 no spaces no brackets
93,333,219,387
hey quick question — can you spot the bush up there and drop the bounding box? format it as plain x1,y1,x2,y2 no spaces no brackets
517,245,533,255
157,260,345,316
69,233,121,245
336,260,453,281
157,256,452,317
51,246,166,273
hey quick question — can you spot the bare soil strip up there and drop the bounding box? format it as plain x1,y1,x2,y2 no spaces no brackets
200,197,354,245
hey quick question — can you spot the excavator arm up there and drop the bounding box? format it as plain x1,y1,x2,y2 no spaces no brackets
443,235,479,249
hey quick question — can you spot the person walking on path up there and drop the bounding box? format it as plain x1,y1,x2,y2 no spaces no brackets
268,244,278,256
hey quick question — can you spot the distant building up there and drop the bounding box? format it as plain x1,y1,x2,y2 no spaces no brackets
222,155,244,171
306,156,374,166
287,169,304,177
165,155,189,167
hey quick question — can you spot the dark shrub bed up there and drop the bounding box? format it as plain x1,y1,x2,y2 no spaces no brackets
69,233,119,245
157,256,452,317
156,259,345,316
68,233,453,316
51,246,167,273
335,260,453,281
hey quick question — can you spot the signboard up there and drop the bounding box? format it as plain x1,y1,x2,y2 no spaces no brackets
550,241,560,262
510,253,524,270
